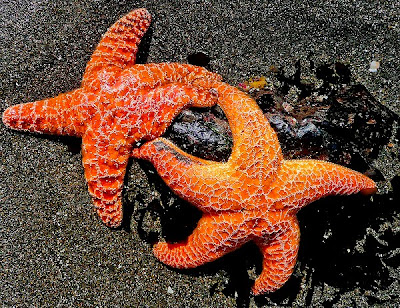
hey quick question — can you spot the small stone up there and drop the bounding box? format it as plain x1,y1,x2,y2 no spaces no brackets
369,61,380,73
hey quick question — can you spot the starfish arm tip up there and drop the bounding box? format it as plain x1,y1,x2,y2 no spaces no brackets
360,185,377,195
82,8,152,86
94,199,123,228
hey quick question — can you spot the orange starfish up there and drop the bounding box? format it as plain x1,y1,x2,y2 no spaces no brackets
132,80,377,295
2,8,221,227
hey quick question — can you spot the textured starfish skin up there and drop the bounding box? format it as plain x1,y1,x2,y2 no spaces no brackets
2,9,221,227
132,80,377,295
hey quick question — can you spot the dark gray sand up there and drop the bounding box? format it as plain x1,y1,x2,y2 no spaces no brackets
1,1,399,307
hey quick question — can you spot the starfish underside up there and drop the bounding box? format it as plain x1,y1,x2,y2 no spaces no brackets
133,80,377,295
2,9,221,227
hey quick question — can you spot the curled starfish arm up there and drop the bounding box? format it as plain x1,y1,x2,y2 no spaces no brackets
133,138,251,212
270,160,377,211
193,80,283,185
132,82,218,140
252,216,300,295
154,212,249,268
82,8,151,86
2,89,90,137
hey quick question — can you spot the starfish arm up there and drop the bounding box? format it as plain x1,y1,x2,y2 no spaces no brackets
154,212,249,268
82,124,131,228
2,89,89,137
270,160,377,211
193,80,283,186
252,216,300,295
116,63,222,91
133,138,247,212
131,82,218,140
82,8,151,87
